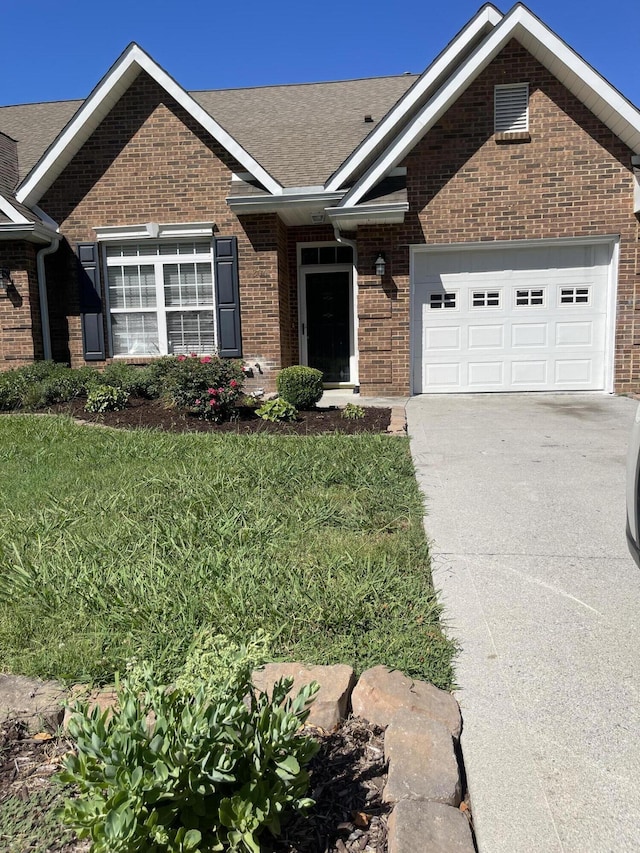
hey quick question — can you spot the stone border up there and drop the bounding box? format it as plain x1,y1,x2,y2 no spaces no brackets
0,664,473,853
387,406,407,435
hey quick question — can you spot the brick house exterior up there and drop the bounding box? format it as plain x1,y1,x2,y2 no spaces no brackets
1,4,639,396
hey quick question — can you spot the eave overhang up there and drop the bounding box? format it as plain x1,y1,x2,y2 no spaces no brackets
226,191,345,226
0,222,59,244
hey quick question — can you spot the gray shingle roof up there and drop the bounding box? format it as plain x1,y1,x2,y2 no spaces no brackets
0,75,418,190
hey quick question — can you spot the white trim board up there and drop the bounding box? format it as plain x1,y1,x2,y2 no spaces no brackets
340,3,640,209
16,44,283,208
0,195,30,225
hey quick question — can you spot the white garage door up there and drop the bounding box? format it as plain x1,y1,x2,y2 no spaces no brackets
412,241,614,393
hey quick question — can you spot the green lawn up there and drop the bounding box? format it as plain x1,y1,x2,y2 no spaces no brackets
0,415,456,689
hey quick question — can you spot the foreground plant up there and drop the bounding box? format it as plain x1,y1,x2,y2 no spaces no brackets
58,663,319,853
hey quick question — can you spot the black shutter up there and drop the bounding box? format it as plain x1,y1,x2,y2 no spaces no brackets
214,236,242,358
76,242,105,360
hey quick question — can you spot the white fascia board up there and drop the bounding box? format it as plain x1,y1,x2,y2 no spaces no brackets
342,3,640,208
16,44,282,207
325,4,503,192
227,191,345,214
0,222,58,243
326,202,408,229
94,221,215,241
32,205,60,231
0,195,30,224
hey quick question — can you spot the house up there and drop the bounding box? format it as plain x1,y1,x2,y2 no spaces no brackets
1,3,639,396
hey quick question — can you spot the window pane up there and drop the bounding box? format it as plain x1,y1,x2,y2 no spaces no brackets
319,246,335,264
167,311,215,355
108,267,125,308
111,313,159,355
163,263,213,307
110,264,156,309
301,248,318,265
336,245,353,264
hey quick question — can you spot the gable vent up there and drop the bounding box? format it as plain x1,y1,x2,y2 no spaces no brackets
494,83,529,133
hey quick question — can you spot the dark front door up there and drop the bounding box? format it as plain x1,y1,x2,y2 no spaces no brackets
305,271,351,383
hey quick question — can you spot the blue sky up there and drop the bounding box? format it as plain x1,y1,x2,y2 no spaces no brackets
2,0,638,108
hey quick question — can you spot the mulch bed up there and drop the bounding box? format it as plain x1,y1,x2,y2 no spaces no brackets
0,716,388,853
42,398,392,436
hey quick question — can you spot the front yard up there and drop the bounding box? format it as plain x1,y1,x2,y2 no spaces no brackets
0,415,455,691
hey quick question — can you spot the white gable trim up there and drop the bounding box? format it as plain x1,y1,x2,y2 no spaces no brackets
340,3,640,208
325,4,503,192
0,195,30,224
94,221,215,241
16,44,283,207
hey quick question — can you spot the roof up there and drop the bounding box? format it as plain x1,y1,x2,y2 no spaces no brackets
0,77,417,191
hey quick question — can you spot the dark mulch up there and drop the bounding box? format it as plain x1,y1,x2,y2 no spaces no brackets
0,716,388,853
42,398,392,436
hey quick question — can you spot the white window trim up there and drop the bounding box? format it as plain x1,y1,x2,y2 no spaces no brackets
102,239,216,358
494,82,529,133
95,221,215,242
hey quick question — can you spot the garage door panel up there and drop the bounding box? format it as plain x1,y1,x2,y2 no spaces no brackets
512,323,548,347
468,325,504,349
412,241,612,393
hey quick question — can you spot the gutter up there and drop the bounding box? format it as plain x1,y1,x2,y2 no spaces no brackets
226,190,345,215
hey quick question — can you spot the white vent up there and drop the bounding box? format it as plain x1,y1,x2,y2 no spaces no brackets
494,83,529,133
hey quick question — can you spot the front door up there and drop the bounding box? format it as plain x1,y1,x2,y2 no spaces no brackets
304,271,351,383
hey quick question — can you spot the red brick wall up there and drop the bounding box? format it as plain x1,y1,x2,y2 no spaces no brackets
39,71,284,390
0,241,43,367
355,40,639,395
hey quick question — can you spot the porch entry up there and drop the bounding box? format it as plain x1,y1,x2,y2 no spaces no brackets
299,244,355,385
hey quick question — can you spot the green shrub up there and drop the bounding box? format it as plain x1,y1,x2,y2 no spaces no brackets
101,363,154,398
341,403,365,420
159,354,244,422
58,664,319,853
276,366,323,410
0,368,31,410
0,362,98,411
255,397,298,422
40,364,98,404
85,384,129,413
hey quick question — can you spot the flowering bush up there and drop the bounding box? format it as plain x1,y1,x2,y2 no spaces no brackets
162,354,244,422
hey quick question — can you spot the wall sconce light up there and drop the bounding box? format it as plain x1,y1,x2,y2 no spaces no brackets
375,253,386,277
0,268,12,291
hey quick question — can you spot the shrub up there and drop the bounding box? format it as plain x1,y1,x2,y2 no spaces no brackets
160,354,244,422
255,397,298,423
0,370,29,410
276,366,323,410
0,362,98,411
341,403,365,420
101,363,154,398
39,364,98,404
58,663,319,853
85,384,130,413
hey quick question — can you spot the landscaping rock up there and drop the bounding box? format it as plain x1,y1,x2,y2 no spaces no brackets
387,800,475,853
383,709,462,806
251,663,355,731
351,665,462,739
0,674,66,733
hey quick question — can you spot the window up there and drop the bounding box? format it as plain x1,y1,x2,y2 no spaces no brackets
106,241,215,356
494,83,529,133
430,292,457,309
560,287,590,305
515,288,545,307
472,290,501,308
300,245,353,265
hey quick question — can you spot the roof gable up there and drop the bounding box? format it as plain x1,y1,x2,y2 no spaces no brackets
340,2,640,208
15,43,284,207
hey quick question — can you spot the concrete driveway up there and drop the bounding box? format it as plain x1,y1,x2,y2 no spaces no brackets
406,393,640,853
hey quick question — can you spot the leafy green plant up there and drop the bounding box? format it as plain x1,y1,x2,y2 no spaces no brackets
101,363,154,398
276,366,323,410
0,787,77,853
341,403,365,420
255,397,298,422
58,664,319,853
176,629,272,695
85,384,130,413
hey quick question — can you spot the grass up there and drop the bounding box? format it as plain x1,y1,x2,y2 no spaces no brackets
0,415,456,690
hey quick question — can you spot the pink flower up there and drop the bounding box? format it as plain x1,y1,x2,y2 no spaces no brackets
200,356,212,364
230,379,238,388
190,352,198,358
209,400,219,407
177,355,186,362
207,388,217,395
194,399,201,405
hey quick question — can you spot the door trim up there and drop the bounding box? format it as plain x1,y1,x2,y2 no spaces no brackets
297,241,358,386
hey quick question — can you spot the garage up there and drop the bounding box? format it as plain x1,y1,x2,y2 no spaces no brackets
411,239,616,393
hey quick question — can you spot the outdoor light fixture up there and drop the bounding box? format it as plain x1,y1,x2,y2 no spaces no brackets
0,269,12,291
375,253,386,277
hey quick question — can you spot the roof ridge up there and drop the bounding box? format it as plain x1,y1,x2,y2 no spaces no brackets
190,73,419,95
0,97,84,110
